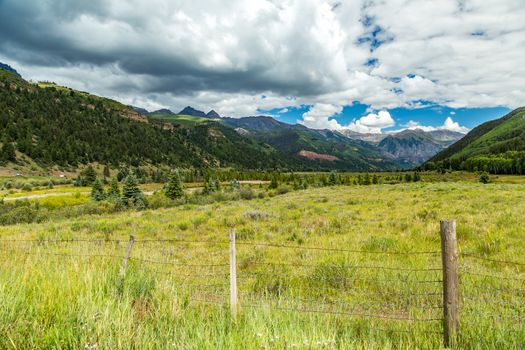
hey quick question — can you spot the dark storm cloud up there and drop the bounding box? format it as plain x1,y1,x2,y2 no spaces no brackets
0,0,523,122
0,0,350,97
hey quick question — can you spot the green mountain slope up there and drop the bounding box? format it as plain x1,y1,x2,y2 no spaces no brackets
427,107,525,174
0,68,285,170
253,128,403,171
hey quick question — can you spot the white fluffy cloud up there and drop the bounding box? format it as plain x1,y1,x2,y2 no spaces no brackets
405,117,470,134
345,111,395,134
0,0,524,120
299,103,343,130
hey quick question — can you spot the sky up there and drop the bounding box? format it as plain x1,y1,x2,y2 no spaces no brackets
0,0,523,134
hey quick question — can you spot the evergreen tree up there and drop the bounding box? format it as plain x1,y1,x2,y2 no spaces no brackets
203,177,218,195
372,174,379,184
121,175,147,209
413,172,421,182
328,172,338,186
107,177,120,198
363,173,371,185
165,172,184,199
1,142,16,162
81,165,97,186
269,174,279,189
404,173,413,182
91,179,106,201
229,179,240,190
73,176,83,187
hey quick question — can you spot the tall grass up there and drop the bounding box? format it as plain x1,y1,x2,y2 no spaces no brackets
1,181,525,349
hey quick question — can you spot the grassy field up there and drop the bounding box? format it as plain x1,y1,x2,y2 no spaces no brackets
147,114,213,127
0,180,525,349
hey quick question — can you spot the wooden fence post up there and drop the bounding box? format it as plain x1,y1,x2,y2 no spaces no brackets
229,230,238,321
118,235,135,280
440,220,459,348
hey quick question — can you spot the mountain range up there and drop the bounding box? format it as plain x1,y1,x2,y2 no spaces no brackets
166,107,464,167
0,64,472,172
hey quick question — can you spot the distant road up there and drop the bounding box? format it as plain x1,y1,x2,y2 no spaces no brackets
2,181,268,201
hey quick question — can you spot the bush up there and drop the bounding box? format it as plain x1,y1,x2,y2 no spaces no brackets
239,187,256,200
21,183,32,192
276,185,290,195
244,210,269,221
479,172,491,184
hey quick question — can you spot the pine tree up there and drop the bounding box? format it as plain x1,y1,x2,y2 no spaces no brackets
203,177,218,195
121,175,147,209
328,172,338,186
91,179,106,201
82,165,97,186
1,142,16,162
363,173,371,185
73,176,83,187
269,174,279,189
229,179,240,190
165,172,184,199
107,177,120,198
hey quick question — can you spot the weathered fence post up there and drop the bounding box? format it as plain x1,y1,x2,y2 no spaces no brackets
229,230,238,321
440,220,459,348
118,234,135,281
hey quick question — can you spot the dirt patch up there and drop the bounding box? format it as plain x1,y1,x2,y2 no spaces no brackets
120,109,148,123
298,150,340,162
208,128,225,138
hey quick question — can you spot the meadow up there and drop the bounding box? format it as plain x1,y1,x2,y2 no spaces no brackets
1,177,525,349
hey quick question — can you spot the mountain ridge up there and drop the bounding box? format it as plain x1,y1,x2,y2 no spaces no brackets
426,107,525,173
0,65,469,171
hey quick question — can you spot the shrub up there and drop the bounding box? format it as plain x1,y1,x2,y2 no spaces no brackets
276,185,290,195
479,172,491,184
244,210,269,221
21,183,32,192
239,186,256,200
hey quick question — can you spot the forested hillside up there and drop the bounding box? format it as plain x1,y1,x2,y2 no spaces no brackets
0,69,209,168
426,107,525,174
0,69,288,170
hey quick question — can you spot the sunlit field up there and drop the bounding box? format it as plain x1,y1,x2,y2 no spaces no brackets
1,179,525,349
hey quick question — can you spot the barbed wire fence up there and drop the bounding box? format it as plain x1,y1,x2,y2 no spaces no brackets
1,220,524,347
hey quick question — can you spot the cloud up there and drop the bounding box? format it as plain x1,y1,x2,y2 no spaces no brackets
0,0,524,120
442,116,470,133
405,116,470,134
299,103,343,129
345,111,395,134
